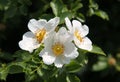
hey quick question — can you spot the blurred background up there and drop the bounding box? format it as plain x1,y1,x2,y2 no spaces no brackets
0,0,120,82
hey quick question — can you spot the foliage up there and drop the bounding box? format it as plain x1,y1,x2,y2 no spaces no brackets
0,0,119,82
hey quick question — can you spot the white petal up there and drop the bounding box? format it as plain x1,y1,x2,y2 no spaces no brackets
38,19,47,27
65,17,73,32
41,51,56,65
60,55,70,64
44,32,55,51
18,37,39,53
74,37,92,51
28,19,47,33
23,31,34,39
57,27,73,43
54,57,63,68
72,20,82,30
45,17,59,32
28,19,40,33
64,42,79,59
80,25,89,37
64,42,75,55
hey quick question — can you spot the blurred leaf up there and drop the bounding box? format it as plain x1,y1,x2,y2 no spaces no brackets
76,13,85,22
37,66,58,80
5,5,17,18
89,45,106,56
18,0,32,6
93,61,108,71
8,65,23,74
0,0,8,10
50,0,68,16
13,50,32,62
65,60,82,73
19,5,28,15
59,12,73,24
71,1,83,12
25,73,38,82
0,52,13,61
66,74,80,82
89,0,98,9
76,50,88,65
95,10,109,20
87,8,94,16
57,72,66,82
0,65,9,80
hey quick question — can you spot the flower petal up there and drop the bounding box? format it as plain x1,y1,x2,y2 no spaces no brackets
45,17,59,32
23,31,34,39
65,17,73,32
28,19,47,33
19,37,39,53
60,55,71,64
74,37,92,51
56,27,73,43
64,42,79,59
40,50,56,65
72,20,82,31
54,57,63,68
81,25,89,37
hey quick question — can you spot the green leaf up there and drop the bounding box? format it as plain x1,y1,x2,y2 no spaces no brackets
0,0,8,10
57,72,66,82
93,61,108,71
8,65,23,74
25,73,39,82
59,12,73,24
13,50,32,62
0,65,9,80
66,74,80,82
37,66,58,80
0,52,13,61
95,10,109,20
89,45,106,56
50,0,68,16
76,50,88,65
76,13,85,22
65,60,82,73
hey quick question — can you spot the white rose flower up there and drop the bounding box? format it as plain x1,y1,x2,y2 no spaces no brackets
39,27,79,68
65,17,92,51
19,17,59,53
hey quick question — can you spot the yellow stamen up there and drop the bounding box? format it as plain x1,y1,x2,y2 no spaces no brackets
52,42,64,56
74,29,83,42
35,28,46,43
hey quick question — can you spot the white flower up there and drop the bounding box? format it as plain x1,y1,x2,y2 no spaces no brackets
39,27,79,68
65,17,92,51
19,17,60,53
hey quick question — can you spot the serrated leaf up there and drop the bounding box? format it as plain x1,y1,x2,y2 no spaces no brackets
89,45,106,56
66,74,80,82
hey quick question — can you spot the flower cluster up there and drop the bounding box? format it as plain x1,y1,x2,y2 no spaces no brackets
19,17,92,68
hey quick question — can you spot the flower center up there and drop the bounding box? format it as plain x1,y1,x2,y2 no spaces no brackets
35,28,46,43
52,43,64,56
74,29,83,42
